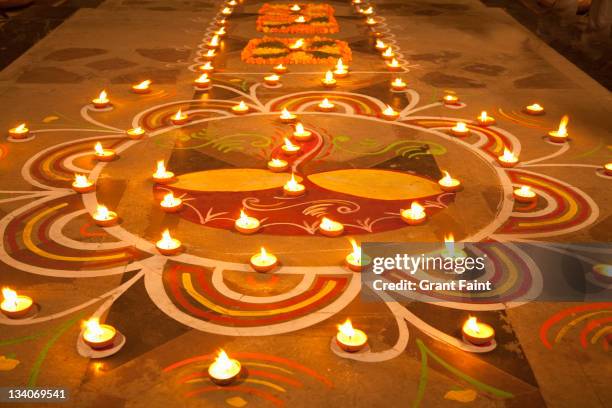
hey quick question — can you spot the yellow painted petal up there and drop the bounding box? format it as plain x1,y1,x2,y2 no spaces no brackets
173,169,302,192
0,356,20,371
308,169,440,200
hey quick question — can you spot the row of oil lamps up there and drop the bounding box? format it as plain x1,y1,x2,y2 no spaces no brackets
1,285,496,381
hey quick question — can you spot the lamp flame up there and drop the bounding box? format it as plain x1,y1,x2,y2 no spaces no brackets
173,109,186,120
94,142,104,155
320,98,333,107
295,122,305,134
2,287,17,307
349,238,361,259
195,73,210,83
162,193,178,206
465,316,480,333
324,70,335,82
284,137,298,150
74,174,91,187
97,90,108,102
556,115,569,136
14,123,27,132
500,147,516,162
338,319,356,337
383,105,397,115
134,80,151,90
155,160,168,177
375,40,386,48
280,108,293,119
83,317,104,338
479,111,488,121
95,205,110,220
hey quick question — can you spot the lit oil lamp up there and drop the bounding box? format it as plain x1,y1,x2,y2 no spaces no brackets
333,58,349,78
279,108,297,123
462,316,495,346
386,58,401,72
497,147,519,168
352,0,362,5
194,73,212,90
93,142,116,162
317,98,335,112
381,105,399,121
442,94,460,106
390,77,407,92
381,47,395,60
513,185,536,203
375,39,387,52
160,192,183,213
91,90,111,109
361,6,374,16
441,233,467,259
217,17,226,26
171,109,189,125
152,160,174,184
82,317,117,349
8,123,29,139
221,7,233,16
336,319,368,352
366,16,377,27
1,287,33,319
548,115,569,143
131,80,151,94
450,121,470,137
232,101,250,115
202,49,216,61
267,158,288,172
295,15,306,23
438,171,461,192
227,0,237,6
234,209,260,234
524,103,545,116
208,350,242,385
477,111,495,126
283,173,305,196
290,4,301,12
72,174,95,193
604,163,612,176
215,26,226,37
321,70,337,88
319,217,344,237
345,238,370,272
207,34,220,49
282,137,301,155
289,38,304,51
250,247,278,272
156,229,182,256
199,61,215,74
293,122,312,141
401,201,426,225
273,63,288,74
92,205,118,227
126,127,146,139
264,74,281,87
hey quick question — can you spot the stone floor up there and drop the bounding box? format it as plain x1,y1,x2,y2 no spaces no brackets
0,1,610,407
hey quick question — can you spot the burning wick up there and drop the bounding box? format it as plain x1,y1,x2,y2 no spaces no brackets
93,142,116,161
235,209,260,234
375,39,387,51
267,158,289,172
293,122,312,141
401,201,426,225
462,316,495,346
290,4,301,12
336,319,368,352
438,171,461,192
283,173,305,196
72,173,95,193
8,123,29,139
264,74,281,87
386,58,401,71
360,6,374,16
524,103,545,115
194,73,211,90
232,101,250,115
221,7,233,16
208,34,220,49
156,229,182,255
548,115,569,143
477,111,495,126
345,238,370,271
442,233,467,259
199,61,215,74
442,94,460,106
366,17,377,26
289,38,304,50
282,137,301,155
450,121,470,136
208,350,242,385
294,15,306,23
333,58,349,78
319,217,344,237
92,204,118,227
513,185,536,203
1,287,33,318
203,49,216,61
91,90,110,109
160,192,183,213
273,63,288,74
227,0,237,6
215,26,226,37
126,127,146,139
131,80,151,94
381,105,399,120
497,147,519,168
250,247,278,272
390,78,407,92
381,47,395,60
82,317,117,350
171,109,189,125
321,70,337,88
604,163,612,176
152,160,174,183
279,108,297,123
317,98,335,112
